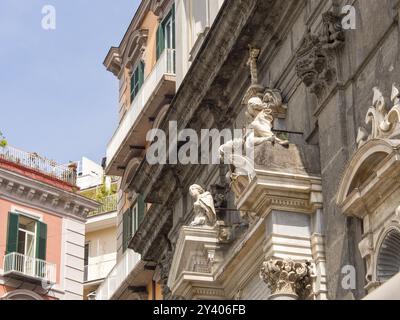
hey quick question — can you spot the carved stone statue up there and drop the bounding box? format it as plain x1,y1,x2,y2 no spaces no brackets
245,96,289,148
247,47,261,85
189,184,217,227
219,47,289,201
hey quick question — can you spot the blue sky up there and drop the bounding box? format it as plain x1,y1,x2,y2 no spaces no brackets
0,0,140,165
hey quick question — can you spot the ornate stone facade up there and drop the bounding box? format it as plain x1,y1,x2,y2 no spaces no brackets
296,11,345,99
112,0,400,300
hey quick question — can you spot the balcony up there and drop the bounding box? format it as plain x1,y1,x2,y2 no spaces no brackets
84,257,117,283
88,194,118,217
0,145,76,186
3,252,56,284
106,49,176,175
95,249,142,300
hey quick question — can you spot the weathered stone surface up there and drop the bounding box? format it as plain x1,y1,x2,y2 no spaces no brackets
254,143,320,175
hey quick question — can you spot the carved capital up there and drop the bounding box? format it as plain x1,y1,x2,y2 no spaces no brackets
260,258,313,299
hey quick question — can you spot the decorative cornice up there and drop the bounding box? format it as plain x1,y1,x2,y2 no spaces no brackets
0,168,98,221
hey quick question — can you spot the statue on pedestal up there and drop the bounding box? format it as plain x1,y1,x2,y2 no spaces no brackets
189,184,217,227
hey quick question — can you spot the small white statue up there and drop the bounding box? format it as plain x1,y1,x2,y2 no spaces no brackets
189,184,217,227
246,96,289,147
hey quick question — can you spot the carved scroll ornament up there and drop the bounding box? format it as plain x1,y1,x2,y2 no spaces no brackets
357,84,400,148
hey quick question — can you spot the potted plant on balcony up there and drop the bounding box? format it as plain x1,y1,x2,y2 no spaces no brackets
0,131,7,148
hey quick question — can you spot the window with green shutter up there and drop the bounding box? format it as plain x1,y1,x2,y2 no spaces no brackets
122,195,147,253
130,61,145,103
6,213,47,262
156,5,175,60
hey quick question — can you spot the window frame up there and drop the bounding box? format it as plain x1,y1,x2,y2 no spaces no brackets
130,60,145,103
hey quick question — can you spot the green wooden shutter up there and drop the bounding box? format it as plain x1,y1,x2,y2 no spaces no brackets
137,194,145,226
138,61,145,88
122,208,132,252
36,221,47,261
156,24,165,60
6,212,19,254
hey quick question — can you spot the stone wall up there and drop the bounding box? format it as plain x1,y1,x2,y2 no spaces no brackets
131,0,400,300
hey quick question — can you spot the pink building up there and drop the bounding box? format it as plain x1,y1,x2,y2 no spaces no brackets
0,146,98,300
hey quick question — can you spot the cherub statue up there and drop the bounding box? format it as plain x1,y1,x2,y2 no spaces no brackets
246,96,289,147
189,184,217,227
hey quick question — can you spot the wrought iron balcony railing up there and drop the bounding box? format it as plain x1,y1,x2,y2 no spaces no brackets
87,193,118,217
0,145,76,186
3,252,57,284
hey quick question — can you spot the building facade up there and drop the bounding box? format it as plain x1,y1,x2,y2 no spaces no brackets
102,0,400,300
0,146,98,300
76,158,118,300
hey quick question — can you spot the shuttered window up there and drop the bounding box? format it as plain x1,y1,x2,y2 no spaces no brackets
156,5,175,60
6,212,47,262
130,61,145,103
122,195,146,253
122,207,132,253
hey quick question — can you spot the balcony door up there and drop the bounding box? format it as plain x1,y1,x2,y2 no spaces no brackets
156,5,176,61
17,216,37,276
6,212,47,279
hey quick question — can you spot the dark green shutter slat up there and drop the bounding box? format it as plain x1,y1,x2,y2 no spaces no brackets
36,221,47,261
138,61,145,88
6,212,19,254
122,208,133,252
156,24,165,60
137,194,145,226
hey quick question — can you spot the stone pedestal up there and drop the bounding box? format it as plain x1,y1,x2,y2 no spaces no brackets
232,143,327,300
167,226,225,299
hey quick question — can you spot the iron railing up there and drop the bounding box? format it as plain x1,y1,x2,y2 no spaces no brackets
84,257,116,282
3,252,56,284
0,145,76,185
95,249,141,300
88,193,118,217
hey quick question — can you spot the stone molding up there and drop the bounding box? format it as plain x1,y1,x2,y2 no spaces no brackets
0,168,98,221
167,226,225,299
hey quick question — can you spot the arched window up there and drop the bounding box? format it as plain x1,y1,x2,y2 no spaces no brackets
376,229,400,282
